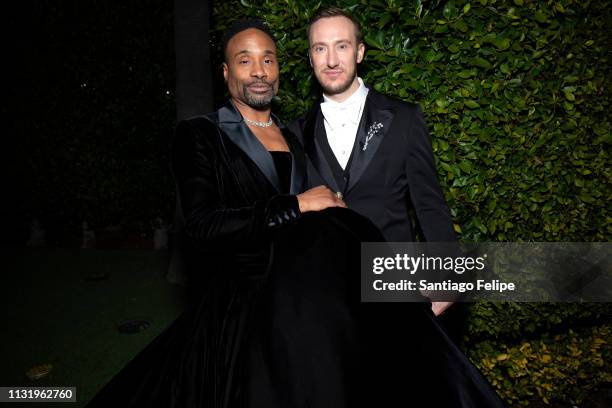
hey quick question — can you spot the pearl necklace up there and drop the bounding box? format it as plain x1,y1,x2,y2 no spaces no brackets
244,117,273,128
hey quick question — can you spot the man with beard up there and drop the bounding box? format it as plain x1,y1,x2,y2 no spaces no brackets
173,18,347,305
85,19,349,407
289,7,458,317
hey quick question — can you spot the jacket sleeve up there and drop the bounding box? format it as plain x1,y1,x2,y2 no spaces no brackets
404,105,457,242
171,119,301,246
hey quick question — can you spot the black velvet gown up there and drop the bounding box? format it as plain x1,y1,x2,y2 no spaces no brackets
85,105,506,408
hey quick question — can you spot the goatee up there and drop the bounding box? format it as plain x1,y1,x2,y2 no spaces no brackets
243,80,276,109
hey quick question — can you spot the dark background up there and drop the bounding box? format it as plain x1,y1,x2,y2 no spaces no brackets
3,1,611,405
5,0,218,247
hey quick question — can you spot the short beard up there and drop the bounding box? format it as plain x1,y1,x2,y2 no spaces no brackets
319,68,357,96
243,80,276,109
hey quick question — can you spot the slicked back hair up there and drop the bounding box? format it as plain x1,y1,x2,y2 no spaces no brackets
221,18,277,62
307,6,363,44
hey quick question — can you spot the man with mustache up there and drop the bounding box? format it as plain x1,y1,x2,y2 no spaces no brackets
174,18,347,305
85,19,349,407
289,7,458,317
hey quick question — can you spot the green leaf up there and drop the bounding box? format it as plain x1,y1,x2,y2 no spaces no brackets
472,57,492,69
435,98,449,108
448,43,461,53
458,160,473,173
563,86,576,101
443,1,458,19
579,192,595,203
453,19,469,32
534,11,548,23
365,33,386,50
493,38,511,50
458,69,476,78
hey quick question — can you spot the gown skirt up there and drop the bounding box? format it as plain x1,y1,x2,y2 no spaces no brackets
85,208,506,408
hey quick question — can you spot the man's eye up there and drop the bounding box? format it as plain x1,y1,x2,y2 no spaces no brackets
339,44,348,49
314,46,324,52
239,60,249,64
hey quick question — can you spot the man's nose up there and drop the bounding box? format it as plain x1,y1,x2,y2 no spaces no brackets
326,49,338,68
251,60,267,78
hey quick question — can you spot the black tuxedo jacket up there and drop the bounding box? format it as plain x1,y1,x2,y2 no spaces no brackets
289,89,456,242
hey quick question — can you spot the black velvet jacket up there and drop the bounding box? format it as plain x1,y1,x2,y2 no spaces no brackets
172,100,307,290
86,101,504,408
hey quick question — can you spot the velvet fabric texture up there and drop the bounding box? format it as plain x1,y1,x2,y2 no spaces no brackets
85,101,506,408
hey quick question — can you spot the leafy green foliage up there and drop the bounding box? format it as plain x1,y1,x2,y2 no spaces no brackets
469,324,611,406
464,301,612,405
212,1,612,405
467,302,611,340
213,0,610,243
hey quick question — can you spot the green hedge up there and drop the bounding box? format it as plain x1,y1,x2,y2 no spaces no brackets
467,302,611,340
212,0,611,405
465,302,611,405
470,324,611,405
213,0,610,242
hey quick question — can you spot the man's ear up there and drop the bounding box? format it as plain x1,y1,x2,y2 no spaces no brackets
356,42,365,64
308,51,313,67
222,62,228,82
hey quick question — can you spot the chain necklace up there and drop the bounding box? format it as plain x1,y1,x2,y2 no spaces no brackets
244,117,273,128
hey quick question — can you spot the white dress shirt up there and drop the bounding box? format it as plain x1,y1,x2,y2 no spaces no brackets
320,77,369,169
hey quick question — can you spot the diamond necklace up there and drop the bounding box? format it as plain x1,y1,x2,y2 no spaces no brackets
244,117,273,128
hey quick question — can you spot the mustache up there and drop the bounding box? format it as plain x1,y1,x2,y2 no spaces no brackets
246,79,274,86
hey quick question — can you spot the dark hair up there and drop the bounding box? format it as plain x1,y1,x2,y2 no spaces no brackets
221,18,277,62
307,6,363,44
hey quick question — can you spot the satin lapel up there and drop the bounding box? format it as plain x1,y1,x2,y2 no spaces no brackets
346,94,395,194
303,106,341,192
216,103,281,193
